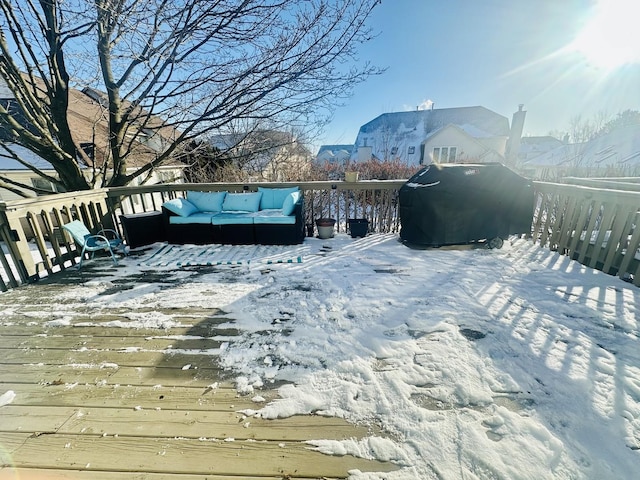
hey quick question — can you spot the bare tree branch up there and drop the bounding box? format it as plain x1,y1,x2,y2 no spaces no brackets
0,0,382,191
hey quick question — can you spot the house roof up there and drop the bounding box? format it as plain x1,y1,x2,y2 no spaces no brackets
0,143,55,171
520,136,564,146
68,87,182,168
316,144,354,156
524,125,640,167
208,130,310,172
518,136,566,160
358,106,511,138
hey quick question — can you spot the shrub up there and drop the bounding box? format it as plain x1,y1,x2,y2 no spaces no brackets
305,158,421,181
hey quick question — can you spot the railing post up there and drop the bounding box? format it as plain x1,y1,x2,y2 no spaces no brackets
0,207,39,282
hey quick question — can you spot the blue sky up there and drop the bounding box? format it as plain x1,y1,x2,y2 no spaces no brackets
319,0,640,148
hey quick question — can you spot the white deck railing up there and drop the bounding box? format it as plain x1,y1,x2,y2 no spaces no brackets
0,180,404,290
2,179,639,291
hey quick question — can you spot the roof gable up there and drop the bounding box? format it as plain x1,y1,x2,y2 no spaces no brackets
317,144,354,156
359,106,510,138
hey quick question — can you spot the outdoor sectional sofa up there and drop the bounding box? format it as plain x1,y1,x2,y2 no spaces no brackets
161,187,305,245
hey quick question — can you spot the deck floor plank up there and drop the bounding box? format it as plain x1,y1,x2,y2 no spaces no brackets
0,317,236,339
0,432,397,478
0,335,225,352
0,364,123,385
0,468,292,480
0,364,226,387
0,406,76,433
1,383,279,411
1,404,371,442
0,348,224,371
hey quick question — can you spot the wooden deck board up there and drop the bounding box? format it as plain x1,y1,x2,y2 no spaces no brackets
0,316,237,339
0,432,397,478
0,364,122,384
0,468,293,480
0,348,223,370
1,404,372,442
0,406,76,433
1,383,278,411
0,334,224,352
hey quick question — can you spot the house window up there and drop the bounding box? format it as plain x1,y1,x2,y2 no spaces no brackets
79,142,95,161
31,177,60,195
408,146,415,155
140,128,164,152
157,171,178,183
433,147,457,163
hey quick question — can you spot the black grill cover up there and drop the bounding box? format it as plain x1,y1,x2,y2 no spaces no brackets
399,163,533,246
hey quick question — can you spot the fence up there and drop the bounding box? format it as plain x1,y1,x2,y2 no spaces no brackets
3,179,640,292
531,181,640,286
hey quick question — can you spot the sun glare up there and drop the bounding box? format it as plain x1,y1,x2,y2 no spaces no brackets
570,0,640,70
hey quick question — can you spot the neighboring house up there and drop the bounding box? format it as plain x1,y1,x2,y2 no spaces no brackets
0,143,62,198
0,76,184,201
522,124,640,180
315,144,353,165
518,136,566,163
349,105,526,166
208,130,312,181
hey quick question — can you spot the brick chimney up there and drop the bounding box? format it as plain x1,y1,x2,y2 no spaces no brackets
505,104,526,165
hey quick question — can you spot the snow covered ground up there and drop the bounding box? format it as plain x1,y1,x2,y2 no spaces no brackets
5,234,640,479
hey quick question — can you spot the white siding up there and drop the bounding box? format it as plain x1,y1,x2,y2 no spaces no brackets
0,76,14,99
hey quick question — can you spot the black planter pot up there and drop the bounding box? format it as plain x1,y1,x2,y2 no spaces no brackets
348,218,368,238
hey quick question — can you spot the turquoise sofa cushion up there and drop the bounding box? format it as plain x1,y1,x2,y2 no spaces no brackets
186,191,226,212
169,213,215,225
163,198,199,217
253,209,296,225
222,192,262,212
258,187,299,210
281,191,300,216
211,212,255,225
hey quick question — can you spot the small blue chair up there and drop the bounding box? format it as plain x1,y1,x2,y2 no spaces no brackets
62,220,127,269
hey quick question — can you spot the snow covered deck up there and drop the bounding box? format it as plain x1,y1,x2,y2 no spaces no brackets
0,268,395,478
1,234,639,479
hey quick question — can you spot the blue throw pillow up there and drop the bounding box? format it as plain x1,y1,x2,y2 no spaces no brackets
281,191,300,216
186,191,226,212
222,192,263,212
162,198,199,217
258,187,299,210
